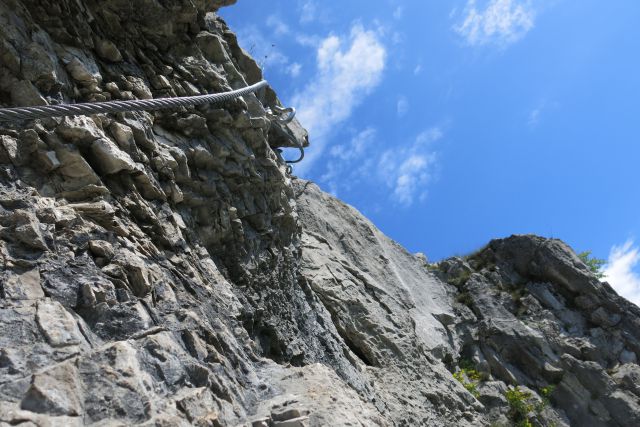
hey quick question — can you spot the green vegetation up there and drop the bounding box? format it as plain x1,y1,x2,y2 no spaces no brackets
448,270,472,288
510,287,529,316
456,291,474,307
454,370,480,398
426,263,440,272
443,268,475,307
462,243,490,260
467,251,494,271
538,384,556,416
505,386,535,426
540,385,556,399
458,357,476,371
577,251,606,279
504,385,554,427
453,359,488,399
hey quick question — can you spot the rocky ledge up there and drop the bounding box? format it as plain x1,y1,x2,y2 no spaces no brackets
1,1,639,426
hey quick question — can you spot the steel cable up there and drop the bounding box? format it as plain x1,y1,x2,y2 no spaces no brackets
0,80,269,122
0,79,304,167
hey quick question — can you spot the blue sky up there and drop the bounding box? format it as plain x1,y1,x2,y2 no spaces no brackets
221,0,640,304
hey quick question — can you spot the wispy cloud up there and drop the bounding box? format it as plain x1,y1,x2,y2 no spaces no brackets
266,15,290,36
299,0,318,24
236,26,291,73
295,34,323,48
397,96,409,117
328,127,376,162
379,128,442,205
320,128,377,195
603,240,640,306
291,24,386,173
287,62,302,77
454,0,536,47
528,107,541,127
233,24,306,79
527,99,559,128
393,6,404,20
319,127,441,206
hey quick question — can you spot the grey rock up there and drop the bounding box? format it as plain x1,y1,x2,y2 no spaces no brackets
619,349,637,364
272,407,310,422
58,47,102,86
10,80,47,107
90,138,137,175
196,31,231,63
591,306,622,327
36,151,62,172
0,39,21,74
36,299,85,347
57,116,104,144
94,38,122,62
2,268,43,300
612,364,640,397
273,417,310,427
88,240,115,260
21,362,83,416
108,122,136,149
19,41,62,92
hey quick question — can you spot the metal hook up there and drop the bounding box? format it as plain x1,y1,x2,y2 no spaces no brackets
268,105,296,124
285,144,305,164
268,104,303,169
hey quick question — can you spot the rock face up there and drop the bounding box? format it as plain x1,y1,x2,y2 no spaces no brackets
1,1,639,426
433,236,640,426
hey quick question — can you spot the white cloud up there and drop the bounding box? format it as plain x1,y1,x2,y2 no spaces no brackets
414,64,423,75
603,240,640,306
291,24,386,173
266,15,290,36
287,62,302,77
378,128,442,206
454,0,536,47
397,96,409,117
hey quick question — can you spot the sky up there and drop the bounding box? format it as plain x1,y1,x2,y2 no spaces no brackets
221,0,640,305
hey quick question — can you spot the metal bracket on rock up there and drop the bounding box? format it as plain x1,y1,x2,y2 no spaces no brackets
271,105,296,124
267,104,304,168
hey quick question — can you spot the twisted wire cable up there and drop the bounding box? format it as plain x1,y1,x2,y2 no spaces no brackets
0,80,269,122
0,79,305,167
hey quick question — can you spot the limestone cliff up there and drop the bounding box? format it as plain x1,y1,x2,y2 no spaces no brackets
0,1,639,426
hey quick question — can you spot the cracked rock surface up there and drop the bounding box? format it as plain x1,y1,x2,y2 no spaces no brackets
1,1,640,426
